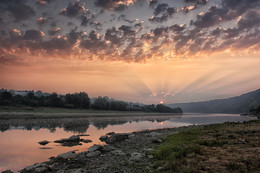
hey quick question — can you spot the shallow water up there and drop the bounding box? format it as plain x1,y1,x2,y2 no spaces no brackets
0,114,256,172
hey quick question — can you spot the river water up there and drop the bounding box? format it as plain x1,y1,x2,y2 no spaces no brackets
0,114,256,172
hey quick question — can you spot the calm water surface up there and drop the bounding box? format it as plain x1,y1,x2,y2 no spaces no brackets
0,114,256,172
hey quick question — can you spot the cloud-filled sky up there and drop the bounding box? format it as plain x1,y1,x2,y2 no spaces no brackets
0,0,260,104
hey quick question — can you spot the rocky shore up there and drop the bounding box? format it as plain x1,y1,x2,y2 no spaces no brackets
2,120,259,173
17,126,190,173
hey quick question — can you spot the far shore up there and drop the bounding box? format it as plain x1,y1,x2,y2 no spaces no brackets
0,106,182,119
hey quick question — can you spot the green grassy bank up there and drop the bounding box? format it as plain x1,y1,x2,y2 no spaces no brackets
151,120,260,172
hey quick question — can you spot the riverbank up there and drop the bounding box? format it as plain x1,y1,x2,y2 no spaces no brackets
0,106,181,119
9,120,259,173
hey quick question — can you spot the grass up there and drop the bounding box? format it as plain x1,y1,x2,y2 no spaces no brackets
0,105,176,119
151,120,260,172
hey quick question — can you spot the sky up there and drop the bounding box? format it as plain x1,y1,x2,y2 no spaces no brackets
0,0,260,104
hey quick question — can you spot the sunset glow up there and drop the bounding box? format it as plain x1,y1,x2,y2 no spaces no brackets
0,0,260,103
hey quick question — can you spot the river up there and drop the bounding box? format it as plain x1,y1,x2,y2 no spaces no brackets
0,113,256,172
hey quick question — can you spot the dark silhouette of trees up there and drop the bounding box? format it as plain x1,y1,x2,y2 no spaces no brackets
0,90,182,113
92,96,110,110
0,91,13,105
65,92,90,108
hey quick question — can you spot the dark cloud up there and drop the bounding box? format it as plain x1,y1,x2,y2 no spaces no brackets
119,25,136,37
94,0,135,11
80,30,107,54
48,27,61,36
60,2,86,17
0,17,4,24
118,14,137,24
149,0,158,7
149,6,177,23
184,0,207,5
191,0,260,29
237,11,260,31
89,21,102,30
153,3,168,16
23,30,44,41
105,27,122,46
37,17,47,26
6,2,36,22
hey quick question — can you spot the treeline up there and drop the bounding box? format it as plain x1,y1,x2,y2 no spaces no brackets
249,106,260,118
0,91,182,113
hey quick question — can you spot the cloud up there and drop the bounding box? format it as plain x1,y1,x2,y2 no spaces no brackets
37,17,47,26
149,3,177,23
94,0,137,11
118,14,138,24
48,27,61,36
60,2,86,17
149,0,158,7
181,5,196,13
191,0,260,29
184,0,208,5
24,30,45,41
118,25,136,37
153,3,169,16
6,2,36,22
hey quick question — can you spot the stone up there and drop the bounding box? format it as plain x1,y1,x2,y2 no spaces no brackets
147,132,160,137
71,168,88,173
35,166,49,173
39,147,52,150
88,144,104,152
99,135,108,141
106,132,115,135
21,163,48,173
67,135,80,142
105,133,129,144
81,139,92,143
151,138,162,143
128,134,135,138
111,149,126,156
38,140,49,145
129,152,144,162
103,144,116,152
54,135,80,143
57,151,77,159
86,150,101,157
77,134,90,137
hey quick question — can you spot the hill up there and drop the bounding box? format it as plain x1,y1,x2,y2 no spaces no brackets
169,88,260,114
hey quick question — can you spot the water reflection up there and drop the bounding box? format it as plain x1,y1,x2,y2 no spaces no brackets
0,114,256,172
0,115,182,133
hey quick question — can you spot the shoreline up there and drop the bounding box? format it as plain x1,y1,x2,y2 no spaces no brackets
0,112,182,119
12,120,259,173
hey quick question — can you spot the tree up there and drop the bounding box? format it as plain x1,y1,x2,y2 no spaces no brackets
92,96,110,110
65,92,90,109
1,91,12,100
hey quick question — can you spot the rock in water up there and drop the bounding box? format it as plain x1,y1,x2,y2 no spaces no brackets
54,135,80,143
105,133,129,144
99,135,108,142
106,132,115,135
38,140,49,145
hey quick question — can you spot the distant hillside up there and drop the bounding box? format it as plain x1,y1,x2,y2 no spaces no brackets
169,89,260,114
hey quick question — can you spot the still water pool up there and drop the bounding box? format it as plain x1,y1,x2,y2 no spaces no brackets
0,114,256,172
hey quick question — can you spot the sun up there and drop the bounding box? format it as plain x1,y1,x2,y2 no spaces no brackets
160,101,163,104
